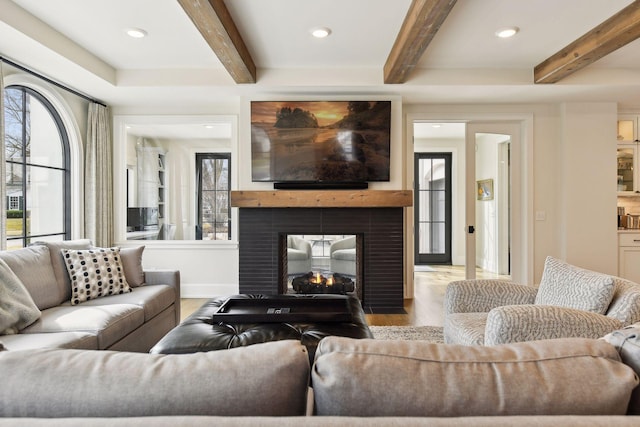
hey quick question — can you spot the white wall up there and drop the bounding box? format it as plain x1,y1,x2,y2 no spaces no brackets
559,103,618,274
138,241,239,298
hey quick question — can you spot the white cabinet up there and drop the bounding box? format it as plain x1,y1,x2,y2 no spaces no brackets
618,115,638,143
618,144,637,193
618,115,640,195
619,232,640,282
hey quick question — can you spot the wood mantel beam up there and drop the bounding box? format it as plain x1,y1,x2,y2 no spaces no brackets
178,0,256,84
384,0,458,84
534,1,640,84
231,190,413,208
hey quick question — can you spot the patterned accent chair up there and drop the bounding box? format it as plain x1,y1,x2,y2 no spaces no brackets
444,256,640,345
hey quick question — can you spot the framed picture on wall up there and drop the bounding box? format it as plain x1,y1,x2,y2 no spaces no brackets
477,179,493,201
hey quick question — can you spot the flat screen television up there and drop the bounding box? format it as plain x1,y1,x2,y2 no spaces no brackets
127,207,158,231
251,101,391,184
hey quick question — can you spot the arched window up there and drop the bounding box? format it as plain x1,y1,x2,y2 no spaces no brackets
3,85,70,249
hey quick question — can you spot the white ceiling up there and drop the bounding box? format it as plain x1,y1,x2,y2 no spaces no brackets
2,0,640,116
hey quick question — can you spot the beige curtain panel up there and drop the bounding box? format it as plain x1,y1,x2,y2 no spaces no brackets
85,103,113,247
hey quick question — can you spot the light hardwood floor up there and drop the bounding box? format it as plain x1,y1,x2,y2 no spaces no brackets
179,266,509,326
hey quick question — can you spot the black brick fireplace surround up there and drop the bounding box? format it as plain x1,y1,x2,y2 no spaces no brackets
237,207,405,313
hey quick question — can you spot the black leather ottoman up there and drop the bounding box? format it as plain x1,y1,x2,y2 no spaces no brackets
150,294,372,362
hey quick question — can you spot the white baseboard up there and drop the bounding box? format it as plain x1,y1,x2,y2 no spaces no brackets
181,283,239,298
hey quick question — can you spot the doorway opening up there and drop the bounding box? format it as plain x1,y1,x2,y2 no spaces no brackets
412,121,515,280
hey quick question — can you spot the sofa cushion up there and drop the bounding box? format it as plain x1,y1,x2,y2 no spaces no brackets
61,284,174,322
0,245,61,310
62,247,132,305
120,245,145,287
535,256,615,314
21,304,144,349
443,312,488,345
0,341,310,417
0,258,41,334
0,331,98,351
312,336,637,417
34,239,93,303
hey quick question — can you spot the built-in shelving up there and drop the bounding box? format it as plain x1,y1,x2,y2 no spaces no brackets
158,153,165,219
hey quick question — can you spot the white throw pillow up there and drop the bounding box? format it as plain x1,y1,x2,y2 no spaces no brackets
62,248,131,305
119,246,145,287
535,256,615,314
0,258,41,335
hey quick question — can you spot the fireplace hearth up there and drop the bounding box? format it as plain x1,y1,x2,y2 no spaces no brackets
232,190,412,313
236,208,405,313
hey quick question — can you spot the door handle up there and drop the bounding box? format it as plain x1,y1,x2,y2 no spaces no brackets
468,225,475,234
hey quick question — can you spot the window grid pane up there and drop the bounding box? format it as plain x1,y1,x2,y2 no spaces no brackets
198,153,230,240
417,155,449,258
4,86,69,249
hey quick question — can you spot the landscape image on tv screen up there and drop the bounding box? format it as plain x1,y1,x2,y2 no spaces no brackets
251,101,391,182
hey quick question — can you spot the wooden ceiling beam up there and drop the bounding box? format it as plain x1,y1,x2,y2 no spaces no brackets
384,0,457,84
535,1,640,84
178,0,256,84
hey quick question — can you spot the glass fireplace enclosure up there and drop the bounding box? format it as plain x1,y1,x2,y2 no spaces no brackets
283,234,361,297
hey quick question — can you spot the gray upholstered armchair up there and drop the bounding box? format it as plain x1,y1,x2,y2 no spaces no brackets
444,256,640,345
330,236,356,276
287,236,312,275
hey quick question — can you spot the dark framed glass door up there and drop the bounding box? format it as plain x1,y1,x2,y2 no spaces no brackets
414,153,452,264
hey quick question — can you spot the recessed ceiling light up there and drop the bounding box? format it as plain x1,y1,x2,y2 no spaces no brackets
126,28,148,38
431,124,442,128
311,27,332,38
495,26,519,38
204,125,215,129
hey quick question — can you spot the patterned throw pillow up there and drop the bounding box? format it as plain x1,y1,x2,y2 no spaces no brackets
62,248,131,305
535,256,615,314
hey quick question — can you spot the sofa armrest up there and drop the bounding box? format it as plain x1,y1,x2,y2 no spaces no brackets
485,304,623,345
143,269,181,322
330,236,355,255
444,279,537,315
289,237,312,256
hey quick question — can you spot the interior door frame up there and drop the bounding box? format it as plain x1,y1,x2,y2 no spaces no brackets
465,123,520,280
405,113,533,298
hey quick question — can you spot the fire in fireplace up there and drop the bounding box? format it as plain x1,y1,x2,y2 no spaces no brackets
281,234,362,301
291,272,355,294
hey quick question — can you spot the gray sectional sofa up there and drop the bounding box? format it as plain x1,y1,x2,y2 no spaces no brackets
1,331,640,424
0,240,180,352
